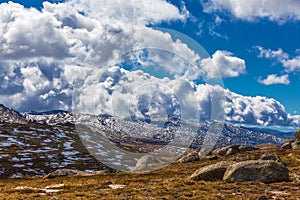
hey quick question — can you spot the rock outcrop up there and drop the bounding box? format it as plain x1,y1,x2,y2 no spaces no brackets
178,151,199,163
44,169,108,178
223,160,289,183
134,155,170,172
291,140,300,150
212,145,240,156
281,138,300,150
260,154,283,164
212,145,259,157
190,161,235,181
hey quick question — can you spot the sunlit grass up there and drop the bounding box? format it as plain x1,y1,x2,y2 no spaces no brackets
0,149,299,199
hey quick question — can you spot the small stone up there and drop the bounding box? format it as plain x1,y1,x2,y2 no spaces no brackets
45,184,65,189
109,184,126,189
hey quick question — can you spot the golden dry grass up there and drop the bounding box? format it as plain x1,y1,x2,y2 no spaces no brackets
0,149,300,199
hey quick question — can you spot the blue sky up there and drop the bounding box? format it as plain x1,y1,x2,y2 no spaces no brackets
0,0,63,9
160,0,300,115
0,0,300,127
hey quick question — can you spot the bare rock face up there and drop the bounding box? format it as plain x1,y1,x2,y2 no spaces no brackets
190,161,235,181
223,160,289,183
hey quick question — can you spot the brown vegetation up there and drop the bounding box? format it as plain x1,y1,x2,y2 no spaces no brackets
0,148,300,199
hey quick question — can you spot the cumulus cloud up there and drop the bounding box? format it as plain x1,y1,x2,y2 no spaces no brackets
0,2,70,59
258,74,290,86
0,0,195,111
72,64,296,126
0,0,298,128
201,0,300,23
21,66,50,94
256,46,300,73
201,50,246,78
256,46,289,61
282,56,300,72
289,114,300,126
0,0,189,64
222,88,293,126
192,84,295,126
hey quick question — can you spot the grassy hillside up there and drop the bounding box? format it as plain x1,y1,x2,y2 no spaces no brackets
0,148,299,200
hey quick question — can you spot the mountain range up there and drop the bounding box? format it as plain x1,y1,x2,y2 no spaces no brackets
0,104,295,178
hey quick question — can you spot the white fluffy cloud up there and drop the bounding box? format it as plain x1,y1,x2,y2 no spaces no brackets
0,2,70,59
201,50,246,78
257,47,289,61
202,0,300,23
20,66,50,94
0,0,298,127
0,0,195,111
0,0,188,64
222,88,293,126
71,63,295,126
289,114,300,126
66,0,187,26
256,46,300,73
282,56,300,72
258,74,290,86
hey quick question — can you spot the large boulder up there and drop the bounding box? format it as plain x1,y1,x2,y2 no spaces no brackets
255,143,281,150
44,169,107,178
282,142,293,149
178,151,199,163
45,169,91,178
238,146,259,152
291,140,300,150
281,138,294,149
190,161,235,181
223,160,289,183
212,145,240,156
260,154,283,164
134,155,170,172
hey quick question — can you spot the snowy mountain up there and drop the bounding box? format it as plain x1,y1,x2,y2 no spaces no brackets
0,104,293,178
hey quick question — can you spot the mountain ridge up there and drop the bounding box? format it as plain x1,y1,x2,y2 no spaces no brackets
0,104,27,124
0,103,296,178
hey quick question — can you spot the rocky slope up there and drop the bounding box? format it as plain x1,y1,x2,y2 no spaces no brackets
0,104,27,124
